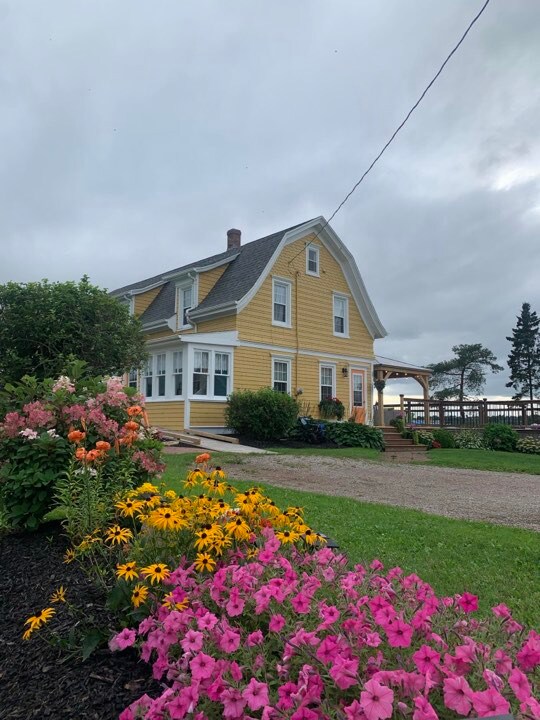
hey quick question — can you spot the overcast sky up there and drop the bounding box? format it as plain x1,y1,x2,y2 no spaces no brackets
2,0,539,399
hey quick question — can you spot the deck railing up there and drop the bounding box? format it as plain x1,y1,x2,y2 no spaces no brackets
383,397,540,428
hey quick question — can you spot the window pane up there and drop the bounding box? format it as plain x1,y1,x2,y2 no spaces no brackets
174,373,182,396
215,353,229,375
145,377,153,397
274,361,288,382
158,375,166,396
321,385,333,400
193,373,208,395
274,283,287,305
214,375,228,396
353,375,363,405
145,359,153,376
308,248,318,273
274,381,287,393
182,286,193,325
128,368,138,388
173,351,183,373
321,367,333,385
194,351,209,373
157,354,166,375
274,303,286,323
334,316,345,334
334,297,345,316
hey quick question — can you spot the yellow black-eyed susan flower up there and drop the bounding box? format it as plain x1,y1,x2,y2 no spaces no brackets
24,607,55,632
104,525,133,545
141,563,170,585
50,586,66,603
116,562,139,581
131,584,149,607
194,553,216,572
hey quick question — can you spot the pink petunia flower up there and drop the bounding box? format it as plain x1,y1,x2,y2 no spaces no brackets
413,696,438,720
385,619,413,648
413,645,440,674
329,655,359,690
344,700,365,720
219,629,241,654
109,627,136,651
290,592,311,614
220,687,246,719
457,592,479,613
180,629,204,653
269,614,285,632
360,679,394,720
471,688,510,717
291,709,319,720
492,603,512,619
189,652,216,681
443,676,473,716
246,630,264,647
242,678,269,711
509,667,532,702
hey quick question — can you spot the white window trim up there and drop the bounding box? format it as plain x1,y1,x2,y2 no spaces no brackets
272,277,292,329
319,362,336,402
271,355,292,394
176,277,198,330
189,346,234,401
333,292,349,338
142,346,186,402
306,244,320,277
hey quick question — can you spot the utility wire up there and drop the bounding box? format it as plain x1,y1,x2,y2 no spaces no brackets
288,0,491,265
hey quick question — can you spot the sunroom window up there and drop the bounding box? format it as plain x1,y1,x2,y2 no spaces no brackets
144,358,153,398
214,353,230,397
193,350,209,395
156,353,166,397
173,351,183,396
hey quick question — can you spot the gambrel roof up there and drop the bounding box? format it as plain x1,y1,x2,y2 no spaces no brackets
110,217,387,339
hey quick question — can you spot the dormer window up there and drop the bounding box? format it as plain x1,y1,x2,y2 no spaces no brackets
177,281,195,329
306,245,320,276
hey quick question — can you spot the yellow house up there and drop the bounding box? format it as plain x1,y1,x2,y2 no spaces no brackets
111,217,387,433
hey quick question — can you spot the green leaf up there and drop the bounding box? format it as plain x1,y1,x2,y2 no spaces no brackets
81,628,106,661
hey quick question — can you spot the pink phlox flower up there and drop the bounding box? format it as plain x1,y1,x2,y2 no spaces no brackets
242,678,269,711
471,688,510,717
457,592,479,614
491,603,512,619
385,618,413,648
344,700,365,720
109,627,136,651
329,654,359,690
482,669,504,691
360,679,394,720
220,687,246,719
269,614,286,632
226,590,245,617
218,628,241,654
190,652,216,681
509,667,532,702
246,630,264,647
277,681,298,710
291,592,311,614
413,645,441,674
413,696,438,720
23,401,55,429
443,676,473,716
19,428,39,439
181,629,204,654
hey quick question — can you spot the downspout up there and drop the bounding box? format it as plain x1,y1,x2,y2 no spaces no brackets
295,270,300,393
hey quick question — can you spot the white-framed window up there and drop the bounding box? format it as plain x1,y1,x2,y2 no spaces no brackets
214,352,230,397
177,281,195,329
320,365,335,401
272,278,292,327
352,372,364,407
128,368,138,389
144,358,153,398
156,353,166,397
173,351,183,396
272,358,291,394
306,245,320,276
193,350,209,395
333,294,349,336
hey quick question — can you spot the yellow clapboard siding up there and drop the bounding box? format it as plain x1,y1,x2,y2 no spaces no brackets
134,286,164,317
146,328,177,342
190,402,228,427
193,316,237,334
237,234,375,358
146,401,184,431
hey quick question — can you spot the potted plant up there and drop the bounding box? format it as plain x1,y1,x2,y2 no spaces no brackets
318,396,345,420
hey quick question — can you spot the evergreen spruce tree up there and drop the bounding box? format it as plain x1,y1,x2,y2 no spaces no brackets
506,302,540,401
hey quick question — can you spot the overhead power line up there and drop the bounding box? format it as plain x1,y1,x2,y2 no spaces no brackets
289,0,491,265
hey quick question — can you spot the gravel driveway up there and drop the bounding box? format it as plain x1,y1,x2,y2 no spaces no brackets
225,455,540,531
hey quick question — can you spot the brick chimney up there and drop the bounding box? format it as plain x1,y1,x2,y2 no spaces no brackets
227,228,241,250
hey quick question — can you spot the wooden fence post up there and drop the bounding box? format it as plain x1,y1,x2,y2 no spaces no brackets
522,402,528,427
438,400,444,428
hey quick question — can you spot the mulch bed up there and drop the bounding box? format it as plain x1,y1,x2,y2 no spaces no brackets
0,523,157,720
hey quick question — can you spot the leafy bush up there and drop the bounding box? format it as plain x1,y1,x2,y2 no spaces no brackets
483,423,518,452
226,387,299,441
389,414,405,433
318,396,345,420
114,541,539,719
432,428,456,448
325,422,384,449
288,416,327,444
416,430,435,448
516,436,540,455
0,370,163,530
454,429,485,449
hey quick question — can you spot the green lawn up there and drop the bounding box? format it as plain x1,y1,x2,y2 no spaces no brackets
163,452,540,627
424,448,540,474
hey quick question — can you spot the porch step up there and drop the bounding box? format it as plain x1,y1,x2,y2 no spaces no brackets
381,427,428,455
183,428,239,444
384,443,428,452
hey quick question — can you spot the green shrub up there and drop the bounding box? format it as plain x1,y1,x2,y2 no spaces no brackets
225,388,299,441
288,417,327,444
324,422,384,449
416,430,435,447
516,436,540,455
432,428,456,448
454,429,485,449
389,416,405,433
483,423,518,452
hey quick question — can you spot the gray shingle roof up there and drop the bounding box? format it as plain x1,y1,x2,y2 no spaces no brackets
114,220,313,326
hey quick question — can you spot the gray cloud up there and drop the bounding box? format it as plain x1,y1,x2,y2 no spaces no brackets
1,0,539,398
